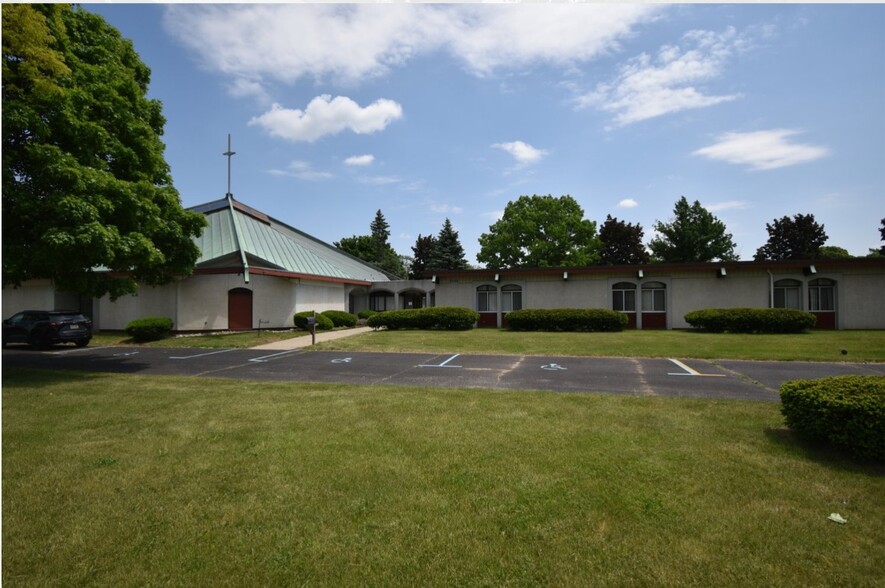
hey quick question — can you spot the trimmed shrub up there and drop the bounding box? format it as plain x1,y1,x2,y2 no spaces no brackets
780,375,885,461
684,308,816,334
357,309,379,320
321,310,358,328
506,308,628,332
293,311,334,331
125,317,174,342
367,306,479,330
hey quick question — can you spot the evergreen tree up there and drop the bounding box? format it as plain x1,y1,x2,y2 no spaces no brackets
334,209,405,278
598,215,649,265
649,197,738,263
754,213,827,261
409,234,437,279
429,218,469,270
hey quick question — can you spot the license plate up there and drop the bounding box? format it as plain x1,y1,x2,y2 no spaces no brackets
69,324,80,330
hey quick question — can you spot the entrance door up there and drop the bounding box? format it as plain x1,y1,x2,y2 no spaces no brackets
640,282,667,330
808,278,836,329
228,288,253,331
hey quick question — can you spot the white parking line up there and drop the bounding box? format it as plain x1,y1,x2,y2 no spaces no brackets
667,358,725,377
248,350,301,363
418,354,462,368
170,349,238,360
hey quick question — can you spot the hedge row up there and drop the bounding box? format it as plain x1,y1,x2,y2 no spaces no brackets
125,317,174,342
367,306,479,330
321,310,358,328
684,308,816,333
506,308,628,332
780,375,885,461
293,311,334,331
357,309,379,320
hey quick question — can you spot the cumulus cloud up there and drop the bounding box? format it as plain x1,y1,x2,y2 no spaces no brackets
359,175,401,186
693,129,829,170
249,95,403,142
163,4,661,91
576,27,747,126
618,198,639,208
705,200,750,212
345,154,375,166
431,203,464,215
492,141,548,166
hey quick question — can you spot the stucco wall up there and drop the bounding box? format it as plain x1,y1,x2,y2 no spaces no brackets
2,280,56,317
97,283,178,331
839,271,885,329
293,280,346,314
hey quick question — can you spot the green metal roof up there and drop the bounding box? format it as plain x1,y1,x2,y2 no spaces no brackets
190,197,390,283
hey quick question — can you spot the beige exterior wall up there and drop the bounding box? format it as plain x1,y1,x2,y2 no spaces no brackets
2,280,56,317
294,280,346,315
97,283,178,331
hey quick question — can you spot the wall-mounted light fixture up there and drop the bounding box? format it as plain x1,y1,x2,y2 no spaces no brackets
717,267,727,278
563,271,569,281
804,265,817,275
637,269,644,279
431,275,438,284
494,273,500,282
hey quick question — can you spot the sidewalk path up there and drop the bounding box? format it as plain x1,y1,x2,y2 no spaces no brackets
249,327,373,351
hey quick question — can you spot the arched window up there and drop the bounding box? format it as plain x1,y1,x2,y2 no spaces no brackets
612,282,636,312
501,285,523,312
808,278,836,311
641,281,666,312
774,279,801,309
477,285,497,312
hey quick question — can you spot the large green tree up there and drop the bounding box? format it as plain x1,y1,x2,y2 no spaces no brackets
649,197,738,263
429,218,469,271
2,4,206,299
477,195,601,269
334,210,405,278
598,215,649,265
754,213,827,261
409,234,437,279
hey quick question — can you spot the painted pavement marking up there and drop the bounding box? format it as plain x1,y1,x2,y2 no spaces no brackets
541,363,568,371
667,358,726,377
418,354,462,368
248,349,302,363
170,348,238,360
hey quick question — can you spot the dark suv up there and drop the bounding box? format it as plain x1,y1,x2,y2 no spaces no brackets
2,310,93,349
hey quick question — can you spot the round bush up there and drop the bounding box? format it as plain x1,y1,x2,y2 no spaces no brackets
684,308,816,333
125,317,174,342
366,306,479,330
506,308,628,332
780,375,885,461
357,309,379,320
321,310,358,328
293,311,334,331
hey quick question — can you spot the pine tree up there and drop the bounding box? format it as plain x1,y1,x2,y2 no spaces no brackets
409,234,437,278
429,218,469,270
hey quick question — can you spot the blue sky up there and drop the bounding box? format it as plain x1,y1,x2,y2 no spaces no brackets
88,2,884,264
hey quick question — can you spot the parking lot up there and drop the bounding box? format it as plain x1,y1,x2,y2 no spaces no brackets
5,345,884,401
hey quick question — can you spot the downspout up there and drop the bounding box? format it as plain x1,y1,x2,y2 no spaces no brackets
227,195,250,284
766,270,774,308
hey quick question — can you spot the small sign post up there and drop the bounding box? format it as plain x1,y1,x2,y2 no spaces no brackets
307,312,317,345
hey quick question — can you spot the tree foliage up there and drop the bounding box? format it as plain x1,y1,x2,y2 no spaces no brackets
879,218,885,255
429,218,469,271
334,210,405,278
477,195,601,269
598,215,649,265
649,197,738,263
409,234,437,279
2,4,206,299
754,213,827,261
819,246,851,259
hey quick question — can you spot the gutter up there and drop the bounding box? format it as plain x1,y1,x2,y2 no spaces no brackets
227,195,250,283
767,270,774,308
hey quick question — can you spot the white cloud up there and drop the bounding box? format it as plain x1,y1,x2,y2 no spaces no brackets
431,203,464,215
345,154,375,166
249,95,403,142
482,210,506,222
492,141,548,166
705,200,750,212
359,175,401,186
163,4,661,91
693,129,829,170
618,198,639,208
577,27,746,126
268,160,333,181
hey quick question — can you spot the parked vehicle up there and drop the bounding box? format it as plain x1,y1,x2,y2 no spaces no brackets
2,310,92,349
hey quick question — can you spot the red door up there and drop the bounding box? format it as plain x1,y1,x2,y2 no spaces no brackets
228,288,253,331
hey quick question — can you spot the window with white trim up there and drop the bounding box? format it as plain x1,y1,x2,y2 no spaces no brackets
773,279,801,309
612,282,636,312
641,281,666,312
501,285,522,312
477,285,497,312
808,278,836,311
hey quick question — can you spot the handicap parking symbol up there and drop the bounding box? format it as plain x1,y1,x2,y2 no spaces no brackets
541,363,567,371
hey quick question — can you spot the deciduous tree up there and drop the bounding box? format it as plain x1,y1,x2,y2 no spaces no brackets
754,213,827,261
598,215,649,265
477,194,601,269
2,4,206,299
409,234,437,279
649,197,738,263
335,209,405,277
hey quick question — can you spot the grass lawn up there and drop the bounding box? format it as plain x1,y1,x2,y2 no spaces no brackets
4,368,883,586
314,329,885,362
90,328,312,349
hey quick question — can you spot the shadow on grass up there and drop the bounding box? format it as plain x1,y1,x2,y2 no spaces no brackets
2,367,115,389
764,426,884,476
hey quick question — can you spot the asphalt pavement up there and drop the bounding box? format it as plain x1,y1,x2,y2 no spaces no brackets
5,344,884,401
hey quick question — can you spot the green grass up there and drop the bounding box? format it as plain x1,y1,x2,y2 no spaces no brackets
90,328,311,349
4,368,883,586
315,329,885,362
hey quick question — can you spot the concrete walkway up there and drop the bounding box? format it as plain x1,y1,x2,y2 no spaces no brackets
249,326,373,351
